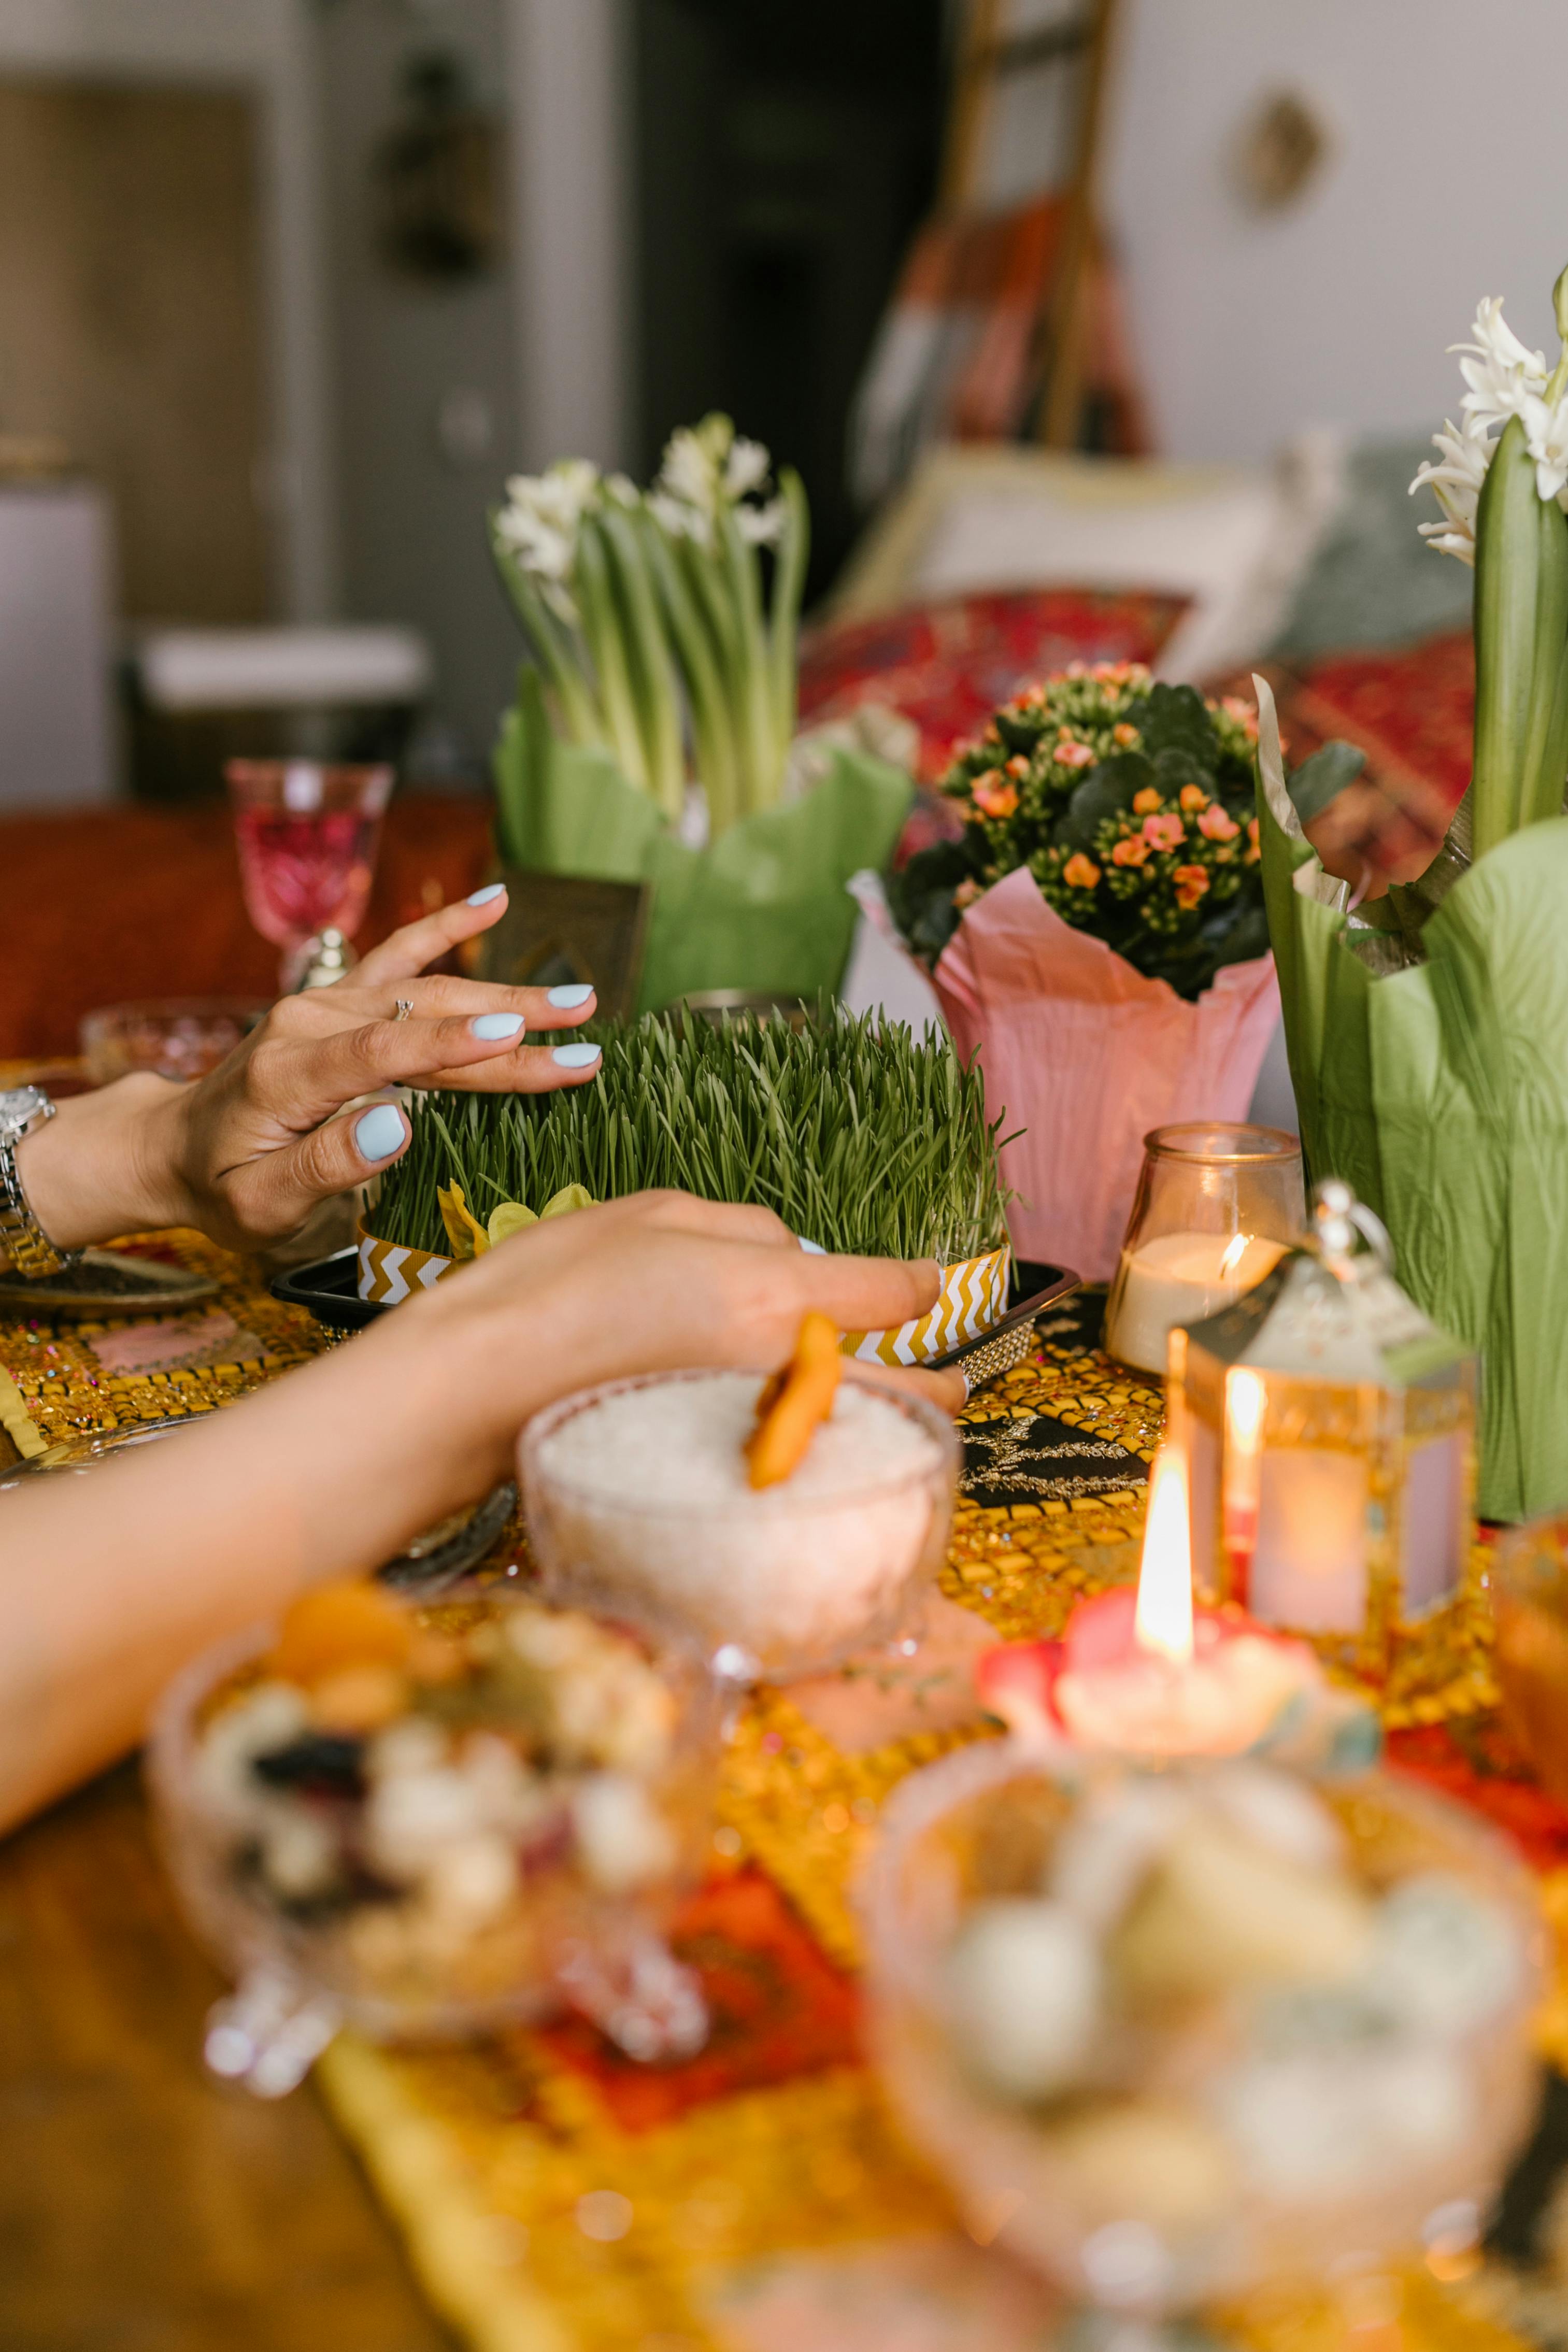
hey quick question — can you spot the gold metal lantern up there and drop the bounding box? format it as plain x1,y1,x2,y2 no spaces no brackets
1168,1178,1477,1690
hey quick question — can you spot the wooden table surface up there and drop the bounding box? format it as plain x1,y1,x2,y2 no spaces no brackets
0,1759,451,2351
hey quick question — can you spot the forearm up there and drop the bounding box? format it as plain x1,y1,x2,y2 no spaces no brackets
9,1077,194,1253
0,1289,524,1834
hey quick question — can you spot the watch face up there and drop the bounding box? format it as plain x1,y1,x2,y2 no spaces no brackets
0,1087,47,1139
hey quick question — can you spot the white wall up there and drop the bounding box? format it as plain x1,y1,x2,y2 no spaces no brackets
0,0,337,618
502,0,631,473
1104,0,1568,462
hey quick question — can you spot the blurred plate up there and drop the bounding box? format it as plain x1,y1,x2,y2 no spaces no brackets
0,1248,218,1316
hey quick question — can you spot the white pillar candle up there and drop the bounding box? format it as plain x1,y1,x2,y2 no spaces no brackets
1248,1449,1369,1633
1105,1233,1286,1377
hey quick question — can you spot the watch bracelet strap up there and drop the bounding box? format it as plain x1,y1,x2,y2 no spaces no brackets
0,1130,78,1279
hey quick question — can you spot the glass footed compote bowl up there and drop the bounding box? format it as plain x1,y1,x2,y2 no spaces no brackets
862,1741,1544,2348
520,1366,958,1685
148,1594,722,2096
226,759,393,991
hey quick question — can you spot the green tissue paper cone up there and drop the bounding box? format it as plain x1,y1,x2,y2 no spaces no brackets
1256,674,1568,1521
492,671,913,1013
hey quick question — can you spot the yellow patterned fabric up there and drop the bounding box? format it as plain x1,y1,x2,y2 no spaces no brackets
840,1244,1011,1366
0,1235,1550,2352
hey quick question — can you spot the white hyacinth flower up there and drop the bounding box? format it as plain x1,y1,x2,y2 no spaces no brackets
723,436,771,498
494,457,605,620
735,495,786,548
1520,388,1568,502
659,424,721,516
1452,295,1549,435
1409,416,1492,566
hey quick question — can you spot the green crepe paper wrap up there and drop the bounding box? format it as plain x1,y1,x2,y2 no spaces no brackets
1255,672,1568,1521
493,669,913,1014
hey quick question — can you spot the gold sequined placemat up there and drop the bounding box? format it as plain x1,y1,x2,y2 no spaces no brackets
0,1240,1544,2352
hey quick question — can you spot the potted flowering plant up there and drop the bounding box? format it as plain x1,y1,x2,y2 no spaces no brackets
488,416,911,1013
1262,268,1568,1518
887,665,1281,1280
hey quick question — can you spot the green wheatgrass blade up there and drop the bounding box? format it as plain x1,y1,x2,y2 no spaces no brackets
369,1011,1011,1264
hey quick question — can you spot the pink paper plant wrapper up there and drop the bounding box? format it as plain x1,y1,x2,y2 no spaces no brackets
932,865,1281,1280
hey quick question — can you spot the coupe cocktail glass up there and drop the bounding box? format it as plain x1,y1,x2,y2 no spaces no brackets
226,760,393,990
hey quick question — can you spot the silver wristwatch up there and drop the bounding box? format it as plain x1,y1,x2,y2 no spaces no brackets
0,1087,78,1278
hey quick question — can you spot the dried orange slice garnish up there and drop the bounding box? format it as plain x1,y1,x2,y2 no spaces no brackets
270,1579,412,1686
744,1312,842,1489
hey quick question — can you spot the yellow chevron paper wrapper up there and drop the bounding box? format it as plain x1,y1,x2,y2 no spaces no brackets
361,1229,1011,1362
840,1244,1010,1367
358,1231,455,1304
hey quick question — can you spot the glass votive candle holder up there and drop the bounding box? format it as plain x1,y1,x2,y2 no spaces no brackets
81,997,268,1086
1103,1123,1305,1378
1494,1516,1568,1803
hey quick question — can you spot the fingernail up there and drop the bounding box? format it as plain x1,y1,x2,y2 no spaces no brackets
546,982,595,1009
472,1012,525,1040
797,1235,827,1255
552,1042,602,1069
354,1104,406,1161
467,882,506,906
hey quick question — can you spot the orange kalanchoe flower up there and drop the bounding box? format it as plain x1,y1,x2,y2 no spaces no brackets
1173,864,1211,909
1179,783,1209,812
1132,786,1163,815
1062,852,1101,890
1113,722,1142,748
1198,804,1241,842
1142,813,1186,853
1245,816,1261,864
1052,739,1095,769
1111,834,1150,867
971,772,1019,818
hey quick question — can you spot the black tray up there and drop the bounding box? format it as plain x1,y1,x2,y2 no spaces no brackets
272,1246,1081,1376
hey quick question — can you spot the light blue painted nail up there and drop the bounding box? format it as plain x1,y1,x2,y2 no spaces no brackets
546,982,595,1009
354,1104,406,1162
798,1236,828,1255
467,882,506,906
472,1011,525,1040
552,1042,602,1069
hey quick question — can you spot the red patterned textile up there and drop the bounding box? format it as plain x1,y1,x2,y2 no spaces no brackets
1292,630,1475,812
798,587,1191,785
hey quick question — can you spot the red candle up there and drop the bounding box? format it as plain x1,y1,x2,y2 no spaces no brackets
977,1449,1322,1759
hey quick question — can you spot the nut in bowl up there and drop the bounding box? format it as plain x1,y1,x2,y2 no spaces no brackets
520,1355,958,1683
149,1581,721,2093
863,1741,1543,2317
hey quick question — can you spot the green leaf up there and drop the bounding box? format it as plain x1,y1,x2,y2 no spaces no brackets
1473,412,1549,856
1138,682,1218,765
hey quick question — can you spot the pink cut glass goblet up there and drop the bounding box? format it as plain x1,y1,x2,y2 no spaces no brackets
226,760,393,990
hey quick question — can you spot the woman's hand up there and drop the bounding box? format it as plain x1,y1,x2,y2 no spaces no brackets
17,886,605,1254
407,1190,965,1479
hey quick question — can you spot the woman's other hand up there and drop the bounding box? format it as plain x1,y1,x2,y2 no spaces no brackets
17,886,604,1253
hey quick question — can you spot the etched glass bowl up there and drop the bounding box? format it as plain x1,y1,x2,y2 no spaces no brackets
148,1595,721,2094
862,1741,1543,2316
520,1366,958,1683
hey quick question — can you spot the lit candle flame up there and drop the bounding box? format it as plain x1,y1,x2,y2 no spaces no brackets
1227,1365,1266,1447
1219,1232,1250,1280
1133,1446,1194,1665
